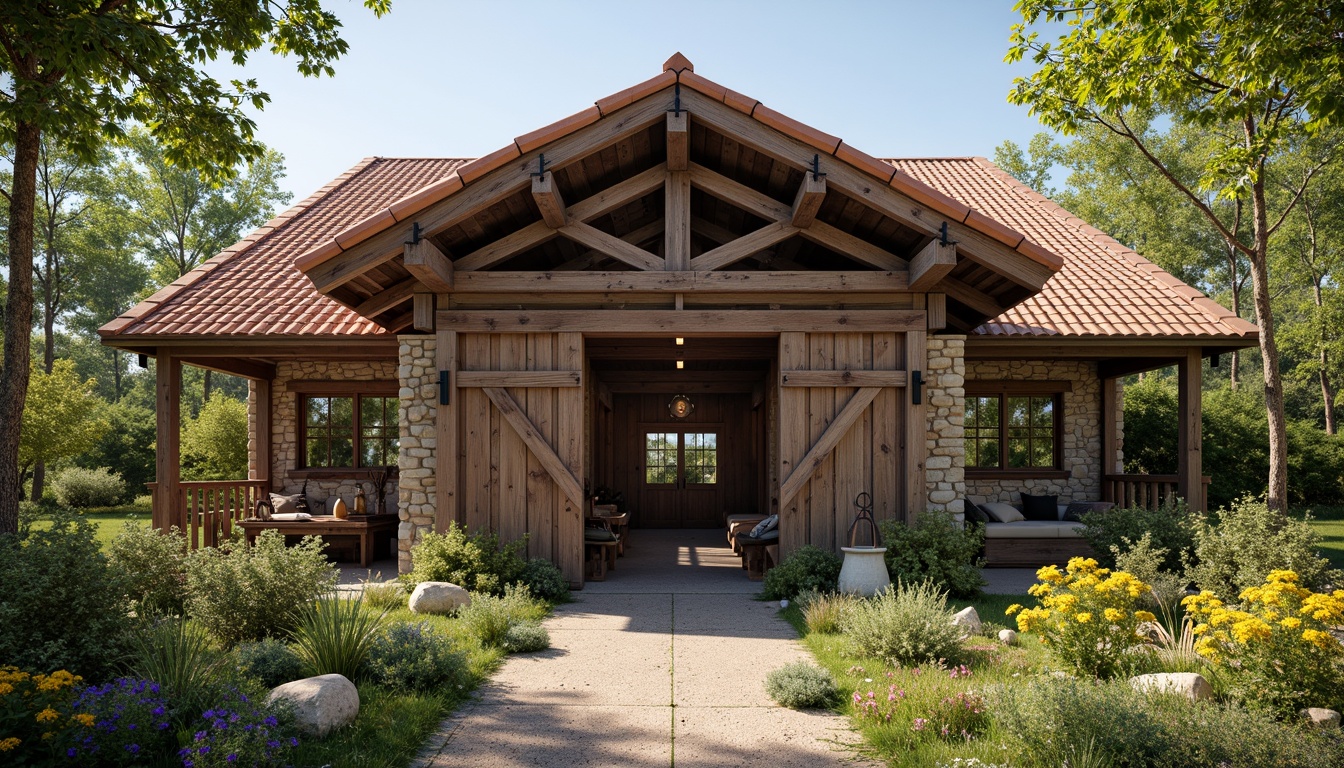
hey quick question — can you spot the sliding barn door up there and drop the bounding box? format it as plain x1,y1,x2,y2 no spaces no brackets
777,331,923,556
455,332,585,585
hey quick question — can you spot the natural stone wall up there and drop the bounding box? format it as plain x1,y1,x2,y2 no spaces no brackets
397,336,438,573
266,359,400,509
925,335,966,515
964,359,1104,503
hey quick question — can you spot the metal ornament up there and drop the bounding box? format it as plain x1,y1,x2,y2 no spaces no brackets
668,394,695,419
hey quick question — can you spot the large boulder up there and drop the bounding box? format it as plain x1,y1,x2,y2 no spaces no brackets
1128,672,1213,702
1301,708,1341,729
268,674,359,738
951,606,981,635
409,581,471,614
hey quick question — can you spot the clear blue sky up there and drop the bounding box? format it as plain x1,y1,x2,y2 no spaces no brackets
216,1,1052,202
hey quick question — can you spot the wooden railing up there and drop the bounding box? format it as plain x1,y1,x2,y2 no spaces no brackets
148,480,270,549
1102,474,1211,512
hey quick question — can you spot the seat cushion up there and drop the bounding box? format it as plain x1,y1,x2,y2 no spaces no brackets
983,521,1086,539
737,529,780,544
584,528,618,542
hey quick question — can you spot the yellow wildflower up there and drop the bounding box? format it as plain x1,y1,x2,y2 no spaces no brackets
35,707,59,723
0,737,19,752
1135,610,1157,623
1302,629,1339,651
0,683,12,696
1036,564,1064,584
72,713,96,727
1005,604,1022,616
1104,608,1124,623
1075,612,1092,623
1280,617,1302,629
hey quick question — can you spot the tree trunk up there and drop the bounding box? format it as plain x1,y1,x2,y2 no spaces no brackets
1248,170,1289,513
1313,281,1336,435
31,281,57,502
1228,245,1241,389
203,369,212,403
0,120,41,535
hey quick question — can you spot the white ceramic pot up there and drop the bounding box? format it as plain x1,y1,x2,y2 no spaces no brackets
838,547,891,597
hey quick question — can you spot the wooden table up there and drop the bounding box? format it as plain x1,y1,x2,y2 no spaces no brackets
239,515,397,567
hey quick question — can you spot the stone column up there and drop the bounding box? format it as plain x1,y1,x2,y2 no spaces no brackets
397,336,439,574
925,335,966,514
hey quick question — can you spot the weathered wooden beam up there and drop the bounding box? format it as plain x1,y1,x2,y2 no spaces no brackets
435,330,458,530
665,171,691,270
791,173,826,228
778,386,883,507
689,216,738,245
559,221,665,271
251,377,271,483
413,293,436,331
436,309,927,334
688,163,791,221
404,238,454,291
798,221,906,271
1177,348,1205,512
905,330,927,519
940,277,1005,319
454,220,556,273
481,386,585,505
355,276,418,317
531,172,568,228
689,221,798,271
908,238,957,291
667,111,689,171
779,370,907,387
456,370,582,388
154,349,182,533
178,357,277,381
553,220,664,271
926,293,947,330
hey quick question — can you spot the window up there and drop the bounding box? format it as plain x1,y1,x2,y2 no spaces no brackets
294,381,399,470
965,382,1068,473
643,430,719,485
645,432,679,485
683,432,718,484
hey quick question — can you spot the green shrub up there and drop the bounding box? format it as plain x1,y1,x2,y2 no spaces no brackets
127,619,231,716
1110,532,1188,618
1079,501,1193,571
840,581,964,665
367,621,469,692
879,511,985,598
290,594,388,680
181,394,250,481
184,530,337,646
515,557,569,603
502,621,551,653
459,584,547,648
407,522,526,595
801,591,854,634
235,638,305,688
1185,495,1342,598
360,575,409,612
764,662,838,709
762,545,842,600
0,509,132,678
75,400,156,501
108,523,189,617
51,465,125,508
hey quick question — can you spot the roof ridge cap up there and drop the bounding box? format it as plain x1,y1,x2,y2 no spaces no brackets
100,156,383,338
970,156,1256,337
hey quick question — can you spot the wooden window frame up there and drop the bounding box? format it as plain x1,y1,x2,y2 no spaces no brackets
964,381,1071,480
290,380,400,479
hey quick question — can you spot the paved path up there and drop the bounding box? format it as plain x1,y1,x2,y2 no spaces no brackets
414,529,873,767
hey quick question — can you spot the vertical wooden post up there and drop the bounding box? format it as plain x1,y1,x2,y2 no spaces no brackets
1100,372,1118,501
435,330,458,532
556,332,585,587
251,377,272,486
154,348,182,532
1177,349,1204,512
905,329,927,521
665,170,691,271
778,332,808,556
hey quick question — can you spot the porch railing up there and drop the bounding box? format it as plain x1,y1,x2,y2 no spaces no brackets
147,480,270,549
1102,474,1211,513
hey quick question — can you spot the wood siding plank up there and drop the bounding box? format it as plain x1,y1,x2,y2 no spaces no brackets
434,330,458,530
905,330,927,520
778,332,808,556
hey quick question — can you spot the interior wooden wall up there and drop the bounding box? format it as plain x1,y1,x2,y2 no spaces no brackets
457,332,583,583
778,331,905,555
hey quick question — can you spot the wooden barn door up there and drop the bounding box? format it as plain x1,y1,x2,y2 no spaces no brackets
776,330,924,556
453,332,585,586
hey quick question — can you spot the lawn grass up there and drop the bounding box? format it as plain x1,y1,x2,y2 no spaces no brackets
27,504,151,549
1296,504,1344,571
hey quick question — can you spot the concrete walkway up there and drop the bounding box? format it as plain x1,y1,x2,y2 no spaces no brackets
414,529,874,768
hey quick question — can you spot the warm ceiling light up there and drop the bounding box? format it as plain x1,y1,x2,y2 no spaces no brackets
675,337,685,346
676,360,685,369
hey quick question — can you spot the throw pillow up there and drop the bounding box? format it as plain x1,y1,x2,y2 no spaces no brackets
963,501,990,524
1063,501,1094,522
980,502,1025,524
269,493,303,515
750,514,779,538
1021,492,1059,521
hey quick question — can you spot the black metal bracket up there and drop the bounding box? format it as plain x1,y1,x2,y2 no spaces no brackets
811,154,826,182
911,370,923,405
407,222,422,245
672,82,682,116
939,221,958,247
530,154,549,180
438,370,451,406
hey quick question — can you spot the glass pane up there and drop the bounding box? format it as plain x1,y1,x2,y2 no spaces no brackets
331,438,353,467
330,397,354,428
1030,396,1053,426
976,437,999,468
645,432,678,485
306,438,329,467
685,432,717,485
1007,397,1031,428
385,437,399,465
1008,437,1030,468
977,396,1000,427
360,396,383,428
306,397,329,428
361,441,381,467
1031,439,1054,467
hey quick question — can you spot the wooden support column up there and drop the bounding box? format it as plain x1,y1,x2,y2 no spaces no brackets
250,377,272,485
1177,349,1204,512
154,348,182,533
667,111,688,171
435,330,458,530
791,173,826,228
413,293,436,332
909,239,957,291
531,172,568,228
404,238,454,292
905,330,927,520
665,170,691,270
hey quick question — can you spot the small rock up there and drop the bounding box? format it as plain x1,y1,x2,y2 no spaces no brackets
951,606,981,634
998,628,1019,646
780,599,789,608
1301,708,1341,729
1129,672,1213,702
268,674,359,738
409,581,470,614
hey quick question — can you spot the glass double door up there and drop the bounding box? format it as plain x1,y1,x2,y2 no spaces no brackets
639,427,721,528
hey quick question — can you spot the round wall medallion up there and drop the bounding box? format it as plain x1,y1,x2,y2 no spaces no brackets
668,394,695,419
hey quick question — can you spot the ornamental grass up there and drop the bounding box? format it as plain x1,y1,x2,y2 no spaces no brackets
290,594,389,681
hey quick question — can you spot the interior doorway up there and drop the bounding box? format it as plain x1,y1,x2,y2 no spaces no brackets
588,337,774,529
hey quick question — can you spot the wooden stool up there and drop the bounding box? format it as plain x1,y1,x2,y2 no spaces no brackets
585,540,619,581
